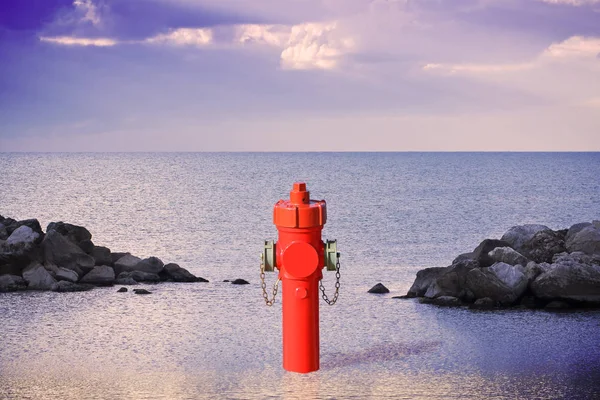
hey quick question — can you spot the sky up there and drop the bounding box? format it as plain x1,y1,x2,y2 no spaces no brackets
0,0,599,151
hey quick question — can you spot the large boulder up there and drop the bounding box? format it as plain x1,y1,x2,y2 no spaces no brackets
406,267,447,297
55,267,79,283
521,230,566,263
134,257,164,274
162,263,201,282
80,265,115,285
78,239,95,254
0,274,27,292
466,262,528,305
523,261,553,284
113,254,142,276
110,252,130,265
22,262,58,290
5,225,40,247
531,252,600,304
41,230,95,276
424,259,479,299
488,247,528,266
566,222,592,243
1,219,44,242
501,224,550,253
92,246,112,266
46,221,92,246
566,225,600,256
472,239,511,268
130,270,161,282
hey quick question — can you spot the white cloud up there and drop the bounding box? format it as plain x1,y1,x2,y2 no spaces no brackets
39,36,117,46
423,62,534,74
542,36,600,59
73,0,101,26
236,24,289,47
145,28,213,46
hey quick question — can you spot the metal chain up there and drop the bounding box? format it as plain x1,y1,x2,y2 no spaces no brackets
260,255,280,306
320,253,341,305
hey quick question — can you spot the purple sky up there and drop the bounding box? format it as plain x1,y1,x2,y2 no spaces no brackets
1,0,599,151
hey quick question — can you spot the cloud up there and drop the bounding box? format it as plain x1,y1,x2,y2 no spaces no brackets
236,24,289,47
73,0,101,26
537,0,600,5
145,28,213,46
543,35,600,58
39,35,117,46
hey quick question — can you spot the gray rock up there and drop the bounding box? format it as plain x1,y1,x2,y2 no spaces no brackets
521,230,566,263
43,262,60,274
424,259,479,299
488,247,528,266
110,252,130,265
232,278,250,285
501,224,550,253
80,265,115,285
2,219,44,241
46,221,91,245
0,263,22,276
41,230,95,276
22,262,58,290
566,225,600,256
545,300,570,310
470,297,496,309
134,257,164,274
428,296,462,307
465,262,528,305
113,254,142,276
0,274,27,292
53,281,94,292
452,252,475,264
472,239,512,268
531,253,600,303
133,288,151,295
130,270,161,282
406,267,447,297
115,277,138,285
0,223,7,240
368,283,389,293
6,225,40,246
78,239,95,254
117,287,128,292
523,261,553,284
55,267,79,283
92,246,112,266
162,263,201,282
566,222,592,243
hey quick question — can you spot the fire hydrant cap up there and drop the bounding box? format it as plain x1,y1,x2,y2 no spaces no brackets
273,182,327,228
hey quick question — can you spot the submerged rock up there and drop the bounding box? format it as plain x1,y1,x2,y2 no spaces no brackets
231,279,250,285
420,296,462,307
368,283,389,294
133,288,151,295
117,287,128,293
470,297,495,309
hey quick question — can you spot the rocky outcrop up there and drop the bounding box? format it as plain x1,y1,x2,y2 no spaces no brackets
0,215,208,294
406,221,600,309
368,283,389,293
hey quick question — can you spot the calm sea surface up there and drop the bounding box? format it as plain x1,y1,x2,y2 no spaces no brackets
1,152,599,399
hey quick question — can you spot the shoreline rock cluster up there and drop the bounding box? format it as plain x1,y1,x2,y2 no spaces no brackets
0,215,208,293
405,221,600,310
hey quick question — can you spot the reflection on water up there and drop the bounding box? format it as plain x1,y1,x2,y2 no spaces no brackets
1,153,600,399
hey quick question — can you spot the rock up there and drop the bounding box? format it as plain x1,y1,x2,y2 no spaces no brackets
113,254,142,276
521,230,566,263
110,252,130,265
0,274,27,292
566,222,592,243
44,262,60,274
92,246,112,266
501,224,551,253
134,257,164,274
368,283,389,293
55,267,79,283
488,247,528,266
545,300,570,310
472,239,512,268
80,265,115,285
162,263,200,282
406,267,447,297
232,278,250,285
429,296,462,307
5,225,40,247
392,295,412,299
566,225,600,256
115,277,138,285
46,221,92,245
78,239,95,254
22,262,58,290
452,252,475,264
0,223,7,240
0,263,22,276
133,288,151,295
531,253,600,304
2,219,44,242
53,281,94,292
519,296,540,309
465,262,528,305
117,287,128,292
130,270,161,282
41,230,95,276
424,259,479,299
523,261,553,284
470,297,496,309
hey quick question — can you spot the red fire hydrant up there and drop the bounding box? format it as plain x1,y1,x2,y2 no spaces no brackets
261,182,340,374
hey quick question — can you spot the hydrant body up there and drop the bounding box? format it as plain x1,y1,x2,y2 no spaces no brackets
272,182,329,373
